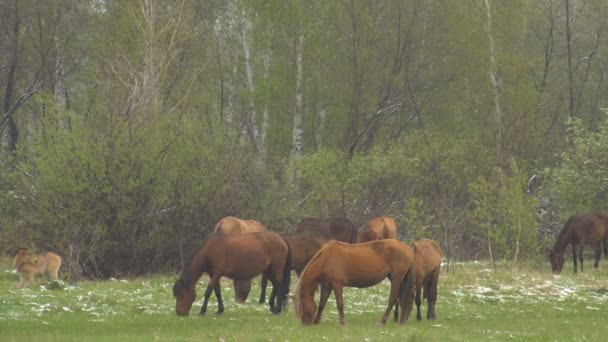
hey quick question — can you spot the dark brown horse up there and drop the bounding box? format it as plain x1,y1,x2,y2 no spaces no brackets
295,217,357,243
259,232,331,305
357,216,398,243
214,216,266,303
173,231,291,316
412,239,443,320
548,212,608,274
293,240,416,325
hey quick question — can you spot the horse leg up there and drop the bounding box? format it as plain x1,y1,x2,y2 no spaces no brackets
393,301,399,323
268,280,278,314
213,281,225,315
259,274,268,304
380,277,402,325
572,245,578,273
415,284,423,320
314,283,332,324
426,277,438,320
593,242,602,268
200,274,221,316
578,244,585,272
18,275,26,288
333,284,347,325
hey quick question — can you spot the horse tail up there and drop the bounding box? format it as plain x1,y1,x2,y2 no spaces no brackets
399,263,416,323
281,239,292,308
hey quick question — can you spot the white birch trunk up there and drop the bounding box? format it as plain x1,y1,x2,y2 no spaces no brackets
241,13,259,147
315,108,326,149
482,0,503,157
226,63,237,137
142,0,160,115
291,34,304,158
260,51,270,153
54,35,69,129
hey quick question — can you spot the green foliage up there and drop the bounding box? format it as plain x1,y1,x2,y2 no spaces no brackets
547,112,608,218
468,159,539,262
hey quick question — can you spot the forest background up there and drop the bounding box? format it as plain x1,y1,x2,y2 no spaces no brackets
1,0,608,280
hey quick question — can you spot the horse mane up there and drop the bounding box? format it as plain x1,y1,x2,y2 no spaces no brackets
173,269,193,297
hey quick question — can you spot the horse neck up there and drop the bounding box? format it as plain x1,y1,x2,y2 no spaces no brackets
183,254,207,287
552,225,572,254
297,260,322,299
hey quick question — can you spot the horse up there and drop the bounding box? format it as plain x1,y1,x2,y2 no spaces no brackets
295,217,357,243
258,232,331,305
412,239,443,320
293,239,416,325
548,212,608,274
173,231,291,316
357,216,398,243
214,216,266,303
13,247,62,288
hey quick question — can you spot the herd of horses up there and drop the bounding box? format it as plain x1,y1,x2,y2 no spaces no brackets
172,215,444,325
12,211,608,325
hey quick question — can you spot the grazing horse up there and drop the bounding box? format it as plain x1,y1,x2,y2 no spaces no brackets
13,247,62,288
214,216,266,303
293,240,416,325
548,212,608,274
173,231,291,316
259,232,331,305
295,217,357,243
412,239,443,320
357,216,398,243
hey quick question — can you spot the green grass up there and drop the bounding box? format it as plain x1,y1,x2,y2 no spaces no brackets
1,259,607,341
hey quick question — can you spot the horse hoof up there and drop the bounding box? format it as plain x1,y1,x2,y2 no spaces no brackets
199,311,206,316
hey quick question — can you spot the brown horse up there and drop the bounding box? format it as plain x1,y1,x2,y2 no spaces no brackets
13,247,62,288
293,239,416,325
548,212,608,274
173,231,291,316
412,239,443,320
357,216,398,243
295,217,357,243
214,216,266,303
259,232,331,305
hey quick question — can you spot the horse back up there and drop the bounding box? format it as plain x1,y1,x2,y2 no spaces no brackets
317,240,413,285
296,217,356,243
563,213,607,243
214,216,265,234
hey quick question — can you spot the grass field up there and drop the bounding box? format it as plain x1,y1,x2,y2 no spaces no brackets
1,258,607,341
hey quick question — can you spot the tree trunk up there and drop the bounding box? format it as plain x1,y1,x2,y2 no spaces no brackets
260,50,270,154
241,13,259,149
291,34,304,158
482,0,503,159
2,2,20,156
55,34,70,129
565,0,574,118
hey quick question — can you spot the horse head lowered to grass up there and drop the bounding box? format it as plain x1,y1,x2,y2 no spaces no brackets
548,212,608,274
173,231,291,316
293,239,416,325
